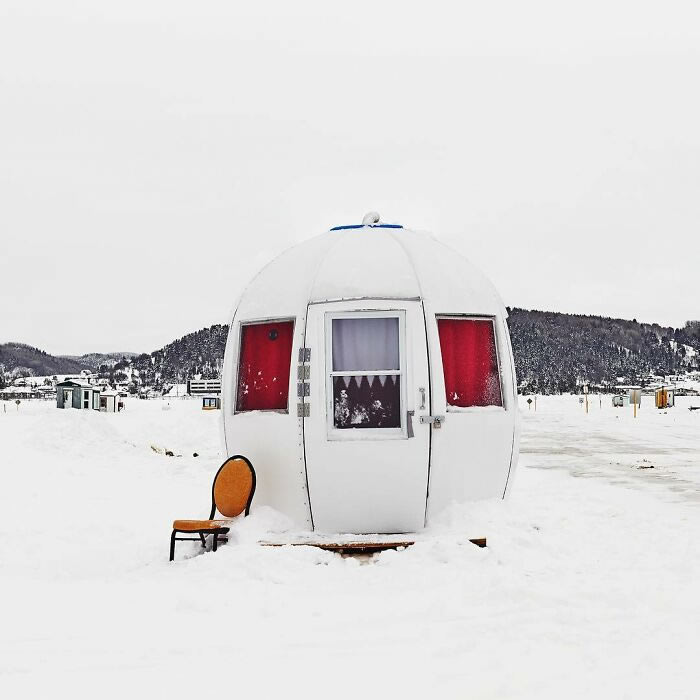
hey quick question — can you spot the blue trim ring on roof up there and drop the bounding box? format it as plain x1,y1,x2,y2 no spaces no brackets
330,223,404,231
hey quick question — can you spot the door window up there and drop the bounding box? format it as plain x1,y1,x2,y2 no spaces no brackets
329,315,403,430
83,390,90,408
236,320,294,412
437,317,503,408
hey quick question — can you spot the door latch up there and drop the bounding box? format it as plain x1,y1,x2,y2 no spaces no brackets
419,415,445,429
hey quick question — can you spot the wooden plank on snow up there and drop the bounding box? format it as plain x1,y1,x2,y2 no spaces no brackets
260,538,487,553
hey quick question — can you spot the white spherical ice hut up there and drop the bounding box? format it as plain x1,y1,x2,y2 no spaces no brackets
221,214,520,535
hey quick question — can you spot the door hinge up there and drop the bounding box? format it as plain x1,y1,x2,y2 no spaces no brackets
297,402,310,417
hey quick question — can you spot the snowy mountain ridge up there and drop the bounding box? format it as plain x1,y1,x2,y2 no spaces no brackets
59,351,140,370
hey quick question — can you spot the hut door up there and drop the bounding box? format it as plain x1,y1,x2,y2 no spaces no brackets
303,301,430,533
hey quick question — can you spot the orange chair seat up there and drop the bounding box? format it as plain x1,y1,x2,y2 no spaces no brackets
172,519,232,532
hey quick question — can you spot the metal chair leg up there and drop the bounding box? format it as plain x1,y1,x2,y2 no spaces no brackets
169,531,177,561
199,532,207,548
212,532,218,552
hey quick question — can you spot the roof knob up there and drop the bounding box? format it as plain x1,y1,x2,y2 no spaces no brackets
362,211,381,226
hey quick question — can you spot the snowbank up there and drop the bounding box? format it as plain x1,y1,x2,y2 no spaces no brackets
1,397,699,699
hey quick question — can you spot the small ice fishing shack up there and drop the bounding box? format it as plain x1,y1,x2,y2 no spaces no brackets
56,380,100,410
655,387,675,409
221,214,520,534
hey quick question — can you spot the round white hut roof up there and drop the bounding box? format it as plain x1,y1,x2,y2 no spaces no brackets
236,219,506,318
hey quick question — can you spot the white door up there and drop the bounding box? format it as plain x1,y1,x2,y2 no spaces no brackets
63,390,73,408
303,300,431,534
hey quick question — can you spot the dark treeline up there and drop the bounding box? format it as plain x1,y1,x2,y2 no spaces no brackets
128,324,229,387
3,314,700,394
0,343,86,387
129,312,700,394
508,309,700,394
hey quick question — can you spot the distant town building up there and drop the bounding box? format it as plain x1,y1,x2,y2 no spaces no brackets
55,381,125,412
99,390,124,413
1,386,52,401
56,380,101,410
187,379,221,395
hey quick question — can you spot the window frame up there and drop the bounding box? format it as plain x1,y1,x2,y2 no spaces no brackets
325,310,407,440
234,317,296,415
436,314,505,412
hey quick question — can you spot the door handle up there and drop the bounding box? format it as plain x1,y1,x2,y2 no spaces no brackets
419,387,426,410
407,410,415,438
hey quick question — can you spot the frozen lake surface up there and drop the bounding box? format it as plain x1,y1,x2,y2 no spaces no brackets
522,394,700,500
1,395,699,699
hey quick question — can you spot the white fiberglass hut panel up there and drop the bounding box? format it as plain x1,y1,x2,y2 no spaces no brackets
221,218,519,535
392,231,519,518
425,314,517,513
308,227,420,302
220,237,335,530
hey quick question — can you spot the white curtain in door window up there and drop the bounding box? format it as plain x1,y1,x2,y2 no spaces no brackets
332,318,400,371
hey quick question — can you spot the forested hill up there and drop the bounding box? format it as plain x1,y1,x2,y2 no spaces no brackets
3,313,700,393
508,308,700,393
129,325,229,386
61,352,139,369
130,312,700,393
0,343,88,378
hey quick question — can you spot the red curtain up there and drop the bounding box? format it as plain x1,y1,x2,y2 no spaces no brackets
437,319,503,407
236,321,294,411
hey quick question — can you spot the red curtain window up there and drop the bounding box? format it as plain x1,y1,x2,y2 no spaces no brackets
236,320,294,412
437,318,503,408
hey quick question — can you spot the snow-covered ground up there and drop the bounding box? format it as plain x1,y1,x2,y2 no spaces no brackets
1,396,699,699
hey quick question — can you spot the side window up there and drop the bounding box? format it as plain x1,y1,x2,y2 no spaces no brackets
437,317,503,408
330,315,402,429
236,320,294,412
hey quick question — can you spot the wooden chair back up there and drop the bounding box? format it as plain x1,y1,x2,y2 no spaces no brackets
210,455,256,519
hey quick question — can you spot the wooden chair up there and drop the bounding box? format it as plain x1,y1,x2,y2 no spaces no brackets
170,455,256,561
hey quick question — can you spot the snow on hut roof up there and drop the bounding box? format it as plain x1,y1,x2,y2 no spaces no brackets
56,379,94,388
236,223,504,319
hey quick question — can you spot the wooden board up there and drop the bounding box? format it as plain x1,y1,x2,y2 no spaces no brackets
260,538,486,554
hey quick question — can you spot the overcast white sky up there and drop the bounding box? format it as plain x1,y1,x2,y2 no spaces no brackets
2,1,699,355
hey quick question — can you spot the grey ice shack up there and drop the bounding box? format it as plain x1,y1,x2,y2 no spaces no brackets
56,380,101,410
